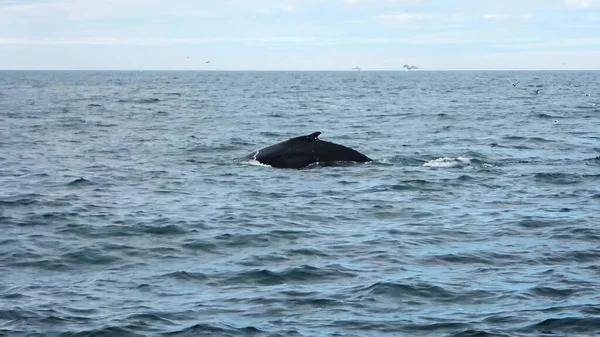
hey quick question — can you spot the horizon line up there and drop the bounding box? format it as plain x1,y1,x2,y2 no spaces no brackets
1,68,599,72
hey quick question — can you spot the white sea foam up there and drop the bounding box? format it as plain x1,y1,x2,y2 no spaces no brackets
423,157,472,168
244,159,272,168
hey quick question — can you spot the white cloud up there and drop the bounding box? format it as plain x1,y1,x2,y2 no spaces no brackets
482,14,508,22
563,0,595,9
0,34,503,46
410,49,600,70
378,13,442,20
344,0,422,4
0,0,218,21
480,14,535,22
0,36,341,46
491,37,600,49
0,2,59,15
0,4,38,12
0,0,151,22
0,37,235,46
0,2,58,24
55,0,166,20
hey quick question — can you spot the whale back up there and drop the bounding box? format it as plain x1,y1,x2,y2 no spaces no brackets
247,132,372,169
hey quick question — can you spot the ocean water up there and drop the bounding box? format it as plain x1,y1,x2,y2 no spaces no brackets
1,70,599,337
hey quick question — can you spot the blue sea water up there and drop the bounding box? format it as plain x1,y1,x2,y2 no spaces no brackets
1,70,599,337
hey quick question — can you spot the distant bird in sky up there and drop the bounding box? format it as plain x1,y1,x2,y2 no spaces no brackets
352,66,361,71
206,60,211,64
403,64,419,71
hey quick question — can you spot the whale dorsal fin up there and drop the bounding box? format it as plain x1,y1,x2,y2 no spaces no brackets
306,132,321,141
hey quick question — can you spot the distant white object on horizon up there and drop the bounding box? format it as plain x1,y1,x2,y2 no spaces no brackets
403,64,419,71
352,67,361,71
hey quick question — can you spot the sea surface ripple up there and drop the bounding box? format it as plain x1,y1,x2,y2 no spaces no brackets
1,70,599,337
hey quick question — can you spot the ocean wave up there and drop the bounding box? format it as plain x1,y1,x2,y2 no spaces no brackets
220,265,356,286
163,323,263,337
527,317,600,335
118,98,161,104
355,281,457,301
328,319,472,335
533,172,581,185
160,271,208,282
0,194,42,207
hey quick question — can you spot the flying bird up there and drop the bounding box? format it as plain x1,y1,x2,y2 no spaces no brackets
403,64,419,71
506,79,519,87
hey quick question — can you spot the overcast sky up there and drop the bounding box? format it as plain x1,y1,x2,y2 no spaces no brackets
1,0,600,70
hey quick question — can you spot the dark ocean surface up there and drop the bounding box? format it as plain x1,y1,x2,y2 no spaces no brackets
1,70,599,337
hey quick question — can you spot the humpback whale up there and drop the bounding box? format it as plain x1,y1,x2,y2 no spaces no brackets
244,132,372,169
